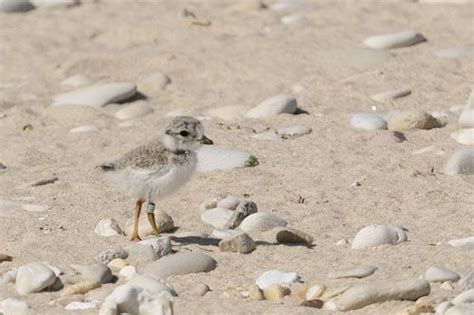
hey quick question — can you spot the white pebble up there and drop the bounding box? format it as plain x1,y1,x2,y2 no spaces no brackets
115,101,153,120
350,113,387,130
15,263,57,295
200,208,234,229
256,269,300,290
451,129,474,145
370,88,412,102
239,212,287,233
363,30,426,49
196,146,255,172
119,266,136,280
459,109,474,128
445,148,474,175
435,47,469,59
246,95,298,118
216,194,240,210
448,236,474,250
94,218,124,237
69,125,98,133
281,15,303,25
352,224,408,250
452,289,474,305
0,297,31,315
424,266,460,283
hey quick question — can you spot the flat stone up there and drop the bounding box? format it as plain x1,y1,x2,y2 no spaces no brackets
436,47,470,58
15,262,57,295
61,74,94,88
273,227,313,245
69,125,98,133
363,30,426,49
451,129,474,145
269,0,308,11
326,278,430,311
52,82,137,107
256,269,300,290
70,263,112,284
225,200,258,229
277,125,312,139
143,252,217,278
216,193,241,210
94,218,124,237
95,248,128,265
126,237,171,265
352,224,408,249
219,233,256,254
31,0,79,8
388,110,445,131
281,14,304,25
180,281,210,297
448,236,474,250
196,146,256,171
246,95,298,118
252,131,280,140
239,212,287,233
0,297,32,315
201,207,234,229
350,113,387,130
0,0,35,12
424,265,460,283
445,148,474,175
125,210,174,238
371,88,412,102
328,265,378,279
452,289,474,304
115,101,153,120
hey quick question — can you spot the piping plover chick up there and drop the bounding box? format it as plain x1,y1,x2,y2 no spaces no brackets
100,116,213,241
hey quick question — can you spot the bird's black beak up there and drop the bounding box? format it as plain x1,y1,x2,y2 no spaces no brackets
199,135,213,145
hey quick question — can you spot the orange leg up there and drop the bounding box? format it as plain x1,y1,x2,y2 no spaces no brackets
147,212,160,236
130,199,144,241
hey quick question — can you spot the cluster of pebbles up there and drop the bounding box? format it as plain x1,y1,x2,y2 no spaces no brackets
1,0,473,314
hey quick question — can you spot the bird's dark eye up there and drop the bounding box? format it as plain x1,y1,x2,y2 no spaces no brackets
179,130,190,137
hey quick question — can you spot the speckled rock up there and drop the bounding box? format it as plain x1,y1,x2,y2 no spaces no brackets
143,252,217,278
95,248,128,265
246,95,298,118
219,233,256,254
352,224,408,249
388,110,445,131
225,200,258,229
277,125,312,139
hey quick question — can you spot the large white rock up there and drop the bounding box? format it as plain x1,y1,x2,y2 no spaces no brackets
52,82,137,107
143,252,217,278
448,236,474,250
0,297,32,315
351,224,408,249
424,265,460,283
239,212,287,233
452,289,474,304
256,269,300,290
95,218,124,237
451,129,474,145
445,148,474,175
350,113,387,130
246,95,298,118
0,0,35,12
15,263,57,295
99,275,175,315
200,208,234,229
363,30,426,49
196,146,255,172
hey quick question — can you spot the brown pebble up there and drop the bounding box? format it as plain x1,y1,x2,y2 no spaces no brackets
0,254,12,263
301,299,324,308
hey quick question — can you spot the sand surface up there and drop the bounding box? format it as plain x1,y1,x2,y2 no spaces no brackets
0,0,473,314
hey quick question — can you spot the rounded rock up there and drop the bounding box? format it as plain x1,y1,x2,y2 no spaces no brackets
125,210,174,238
424,265,460,283
114,101,154,120
15,262,57,295
256,269,300,290
94,218,124,237
363,30,426,49
180,281,210,297
388,110,444,131
201,207,234,229
274,227,313,245
246,95,298,118
216,193,241,210
143,252,217,278
219,233,256,254
350,113,387,130
351,224,408,250
239,212,287,233
0,0,35,13
445,148,474,175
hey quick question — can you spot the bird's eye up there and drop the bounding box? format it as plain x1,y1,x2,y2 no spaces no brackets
179,130,190,137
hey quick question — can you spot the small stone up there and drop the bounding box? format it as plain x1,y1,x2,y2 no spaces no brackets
219,233,256,254
458,272,474,290
326,278,430,311
273,227,313,245
95,248,128,265
277,125,312,139
114,101,154,120
15,262,57,295
106,258,127,269
352,224,408,249
452,289,474,304
424,265,460,283
196,146,255,172
440,281,455,290
239,212,287,233
143,252,217,278
395,302,435,315
262,285,290,301
0,269,18,286
246,95,298,118
459,109,474,129
94,218,124,237
225,200,258,229
0,0,35,13
0,297,32,315
201,207,234,229
126,237,172,265
70,124,99,133
70,263,113,284
363,30,426,49
327,265,377,279
0,254,12,263
230,0,266,11
445,149,474,175
350,113,387,130
248,284,264,300
451,129,474,145
119,266,136,280
269,0,308,11
0,162,6,170
180,281,210,297
289,282,308,300
371,88,412,102
281,14,304,25
216,193,241,210
305,284,326,300
256,269,300,290
388,110,445,131
138,72,171,95
336,239,349,246
301,299,324,308
52,82,137,107
125,210,174,238
64,301,98,311
448,236,474,250
61,74,94,88
60,281,101,297
199,197,219,212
